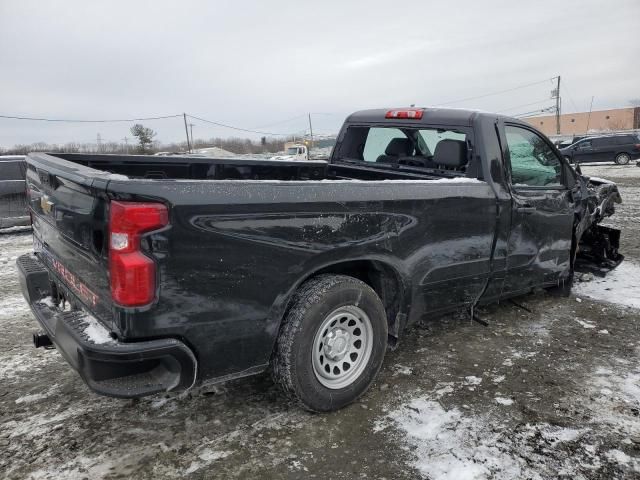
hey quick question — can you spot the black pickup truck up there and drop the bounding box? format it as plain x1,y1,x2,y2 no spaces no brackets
17,108,622,412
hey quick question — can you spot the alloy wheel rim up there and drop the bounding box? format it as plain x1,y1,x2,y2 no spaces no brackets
311,305,374,389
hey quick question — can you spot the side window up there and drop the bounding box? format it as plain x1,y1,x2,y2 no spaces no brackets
577,140,592,150
362,128,407,163
505,126,563,187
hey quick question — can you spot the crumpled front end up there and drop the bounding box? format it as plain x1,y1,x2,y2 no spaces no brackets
573,176,623,276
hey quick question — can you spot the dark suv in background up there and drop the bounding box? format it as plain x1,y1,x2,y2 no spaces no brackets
0,155,30,230
560,134,640,165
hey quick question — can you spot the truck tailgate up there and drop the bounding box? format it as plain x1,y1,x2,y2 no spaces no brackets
25,153,114,329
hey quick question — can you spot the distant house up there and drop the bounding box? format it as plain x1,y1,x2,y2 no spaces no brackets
525,107,640,136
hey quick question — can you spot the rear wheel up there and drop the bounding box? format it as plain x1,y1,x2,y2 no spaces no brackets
272,274,388,412
615,153,630,165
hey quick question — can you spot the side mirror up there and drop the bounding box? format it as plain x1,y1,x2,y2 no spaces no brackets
573,160,582,175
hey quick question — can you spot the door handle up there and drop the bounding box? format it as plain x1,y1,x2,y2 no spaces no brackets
516,205,535,214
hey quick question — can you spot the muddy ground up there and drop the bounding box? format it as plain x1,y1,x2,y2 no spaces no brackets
1,163,639,479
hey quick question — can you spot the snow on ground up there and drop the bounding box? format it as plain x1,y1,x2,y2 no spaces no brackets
589,360,640,437
574,261,640,309
382,369,640,480
581,163,640,181
0,350,55,381
0,226,31,235
381,396,601,480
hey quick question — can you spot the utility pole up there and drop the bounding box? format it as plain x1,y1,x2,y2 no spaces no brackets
308,113,314,153
586,96,595,134
122,136,129,154
189,123,195,151
554,75,561,135
97,133,102,153
183,113,191,153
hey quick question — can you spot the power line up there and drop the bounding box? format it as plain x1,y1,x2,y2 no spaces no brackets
513,107,556,119
252,112,337,131
0,110,327,138
187,114,291,136
252,114,308,129
0,114,182,123
434,77,557,107
498,98,555,113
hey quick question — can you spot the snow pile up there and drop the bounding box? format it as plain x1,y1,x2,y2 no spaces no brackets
590,362,640,434
393,365,413,376
106,173,129,180
184,449,233,474
463,375,482,386
82,314,113,344
382,396,630,479
574,261,640,309
575,319,596,329
386,398,528,479
38,296,57,308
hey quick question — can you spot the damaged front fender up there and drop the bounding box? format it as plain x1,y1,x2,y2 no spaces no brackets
573,175,623,276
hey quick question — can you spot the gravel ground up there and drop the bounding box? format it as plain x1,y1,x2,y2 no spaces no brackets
1,164,639,479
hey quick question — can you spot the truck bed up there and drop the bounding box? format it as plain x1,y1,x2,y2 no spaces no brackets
48,152,464,182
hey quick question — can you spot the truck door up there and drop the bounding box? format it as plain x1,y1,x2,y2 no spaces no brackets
499,123,574,293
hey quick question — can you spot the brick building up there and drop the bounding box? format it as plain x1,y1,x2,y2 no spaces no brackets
524,107,640,136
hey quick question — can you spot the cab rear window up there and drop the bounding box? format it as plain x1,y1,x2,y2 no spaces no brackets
335,126,470,171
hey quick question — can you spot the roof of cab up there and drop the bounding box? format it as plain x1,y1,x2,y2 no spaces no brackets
344,107,487,127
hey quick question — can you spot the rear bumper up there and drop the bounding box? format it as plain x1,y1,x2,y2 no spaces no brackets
17,253,197,398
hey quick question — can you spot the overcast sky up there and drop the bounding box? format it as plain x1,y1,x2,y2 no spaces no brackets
1,0,638,147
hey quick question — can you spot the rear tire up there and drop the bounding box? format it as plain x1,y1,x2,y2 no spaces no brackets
615,153,630,165
271,274,388,412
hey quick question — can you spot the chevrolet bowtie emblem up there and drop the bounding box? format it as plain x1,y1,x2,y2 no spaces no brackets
40,195,54,214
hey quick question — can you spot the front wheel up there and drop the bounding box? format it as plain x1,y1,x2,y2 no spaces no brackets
271,274,388,412
615,153,630,165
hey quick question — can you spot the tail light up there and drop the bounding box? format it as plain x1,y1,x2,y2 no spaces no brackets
385,109,424,119
109,201,168,307
634,144,640,151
